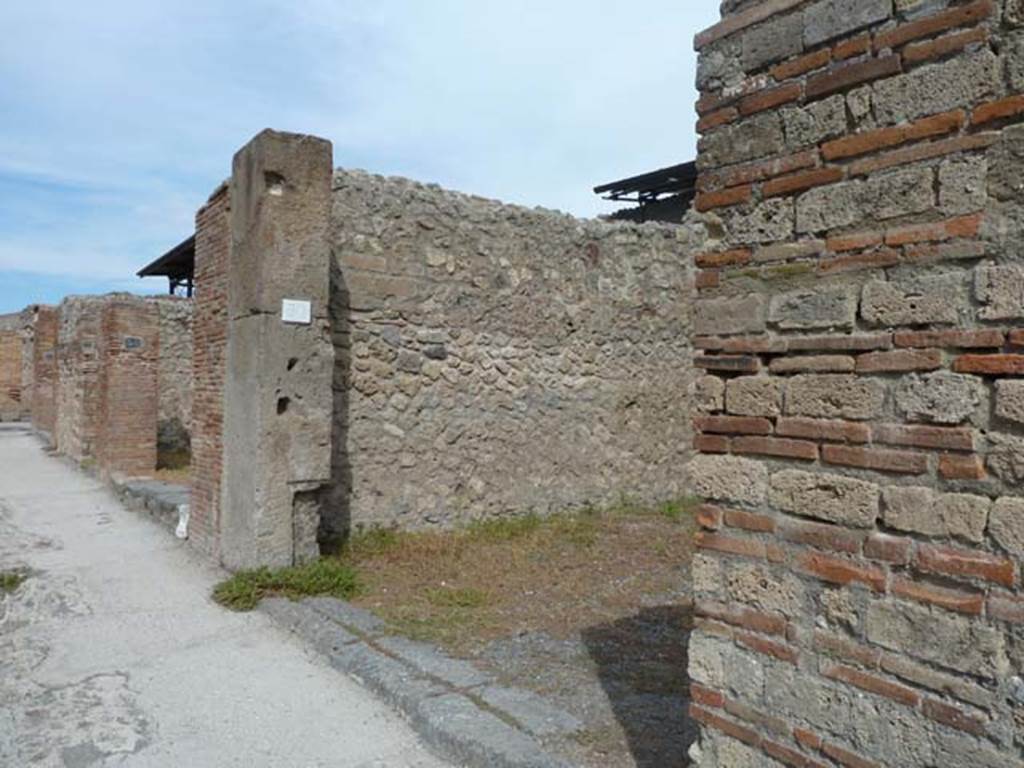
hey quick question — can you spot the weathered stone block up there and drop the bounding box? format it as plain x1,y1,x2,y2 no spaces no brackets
693,375,725,413
694,295,768,337
882,487,990,543
785,374,885,420
726,563,805,616
803,0,891,47
996,380,1024,425
690,454,769,506
697,38,743,90
796,180,863,233
769,286,857,331
724,198,795,244
864,166,935,221
987,432,1024,484
742,13,804,72
866,600,1007,679
726,376,782,417
699,112,786,170
895,371,986,425
872,50,1000,125
975,264,1024,321
782,95,848,149
861,274,967,327
939,156,987,215
989,497,1024,555
770,469,880,527
693,553,724,595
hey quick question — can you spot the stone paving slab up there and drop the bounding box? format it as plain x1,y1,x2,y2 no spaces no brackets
261,596,583,768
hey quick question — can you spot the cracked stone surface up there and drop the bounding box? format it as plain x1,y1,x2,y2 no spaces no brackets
0,424,450,768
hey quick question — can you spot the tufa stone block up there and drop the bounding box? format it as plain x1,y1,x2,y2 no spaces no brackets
784,374,885,420
726,376,782,417
768,286,857,331
690,454,769,506
770,469,880,528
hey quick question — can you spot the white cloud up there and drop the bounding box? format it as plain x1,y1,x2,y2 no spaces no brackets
0,0,719,287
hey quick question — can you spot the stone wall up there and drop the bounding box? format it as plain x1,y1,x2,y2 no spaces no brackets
152,296,193,456
54,296,105,463
0,312,22,421
688,2,1024,766
189,184,230,559
31,306,58,438
19,306,36,416
324,170,702,533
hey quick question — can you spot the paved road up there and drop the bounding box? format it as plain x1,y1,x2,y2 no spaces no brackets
0,424,451,768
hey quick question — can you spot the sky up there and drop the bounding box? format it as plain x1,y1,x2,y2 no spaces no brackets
0,2,719,314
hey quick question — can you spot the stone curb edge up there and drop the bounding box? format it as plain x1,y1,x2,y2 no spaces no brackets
259,596,581,768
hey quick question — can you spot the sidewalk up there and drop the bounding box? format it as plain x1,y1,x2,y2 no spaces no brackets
0,423,450,768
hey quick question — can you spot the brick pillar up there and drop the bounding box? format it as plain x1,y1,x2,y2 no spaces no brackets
94,297,159,477
190,184,231,559
31,306,58,439
688,3,1024,766
219,130,334,570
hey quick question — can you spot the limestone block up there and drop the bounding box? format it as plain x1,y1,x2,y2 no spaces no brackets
741,12,804,72
996,380,1024,425
724,198,795,244
726,376,782,417
803,0,891,46
769,286,857,331
975,264,1024,321
882,487,990,543
782,95,848,149
866,166,937,221
784,374,885,420
770,469,880,527
796,180,863,233
895,371,987,425
866,600,1007,679
861,274,968,327
693,375,725,413
690,454,769,505
699,112,785,169
726,563,805,616
987,432,1024,484
939,156,987,215
989,497,1024,555
872,50,1000,125
694,295,767,337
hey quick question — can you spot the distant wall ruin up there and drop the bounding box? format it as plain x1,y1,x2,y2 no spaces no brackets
688,1,1024,766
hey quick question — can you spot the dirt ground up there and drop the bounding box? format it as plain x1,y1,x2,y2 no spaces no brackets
344,503,697,768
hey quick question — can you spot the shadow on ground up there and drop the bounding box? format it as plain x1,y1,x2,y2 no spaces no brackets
580,604,695,768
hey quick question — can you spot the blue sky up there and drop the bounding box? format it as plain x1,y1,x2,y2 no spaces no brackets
0,2,718,313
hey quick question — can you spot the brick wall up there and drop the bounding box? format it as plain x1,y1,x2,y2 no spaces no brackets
324,170,702,533
689,2,1024,766
31,306,58,437
189,184,230,558
94,297,159,477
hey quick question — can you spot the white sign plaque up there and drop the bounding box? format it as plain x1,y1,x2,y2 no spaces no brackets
281,299,312,325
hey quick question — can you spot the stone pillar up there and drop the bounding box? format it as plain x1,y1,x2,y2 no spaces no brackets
688,2,1024,766
219,130,334,570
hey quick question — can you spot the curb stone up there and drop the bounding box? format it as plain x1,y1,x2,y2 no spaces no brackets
260,596,582,768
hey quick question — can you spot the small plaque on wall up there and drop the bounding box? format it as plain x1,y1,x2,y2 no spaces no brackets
281,299,312,325
124,336,144,350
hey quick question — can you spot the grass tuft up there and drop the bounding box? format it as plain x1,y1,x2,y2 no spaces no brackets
0,569,27,594
213,558,361,611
